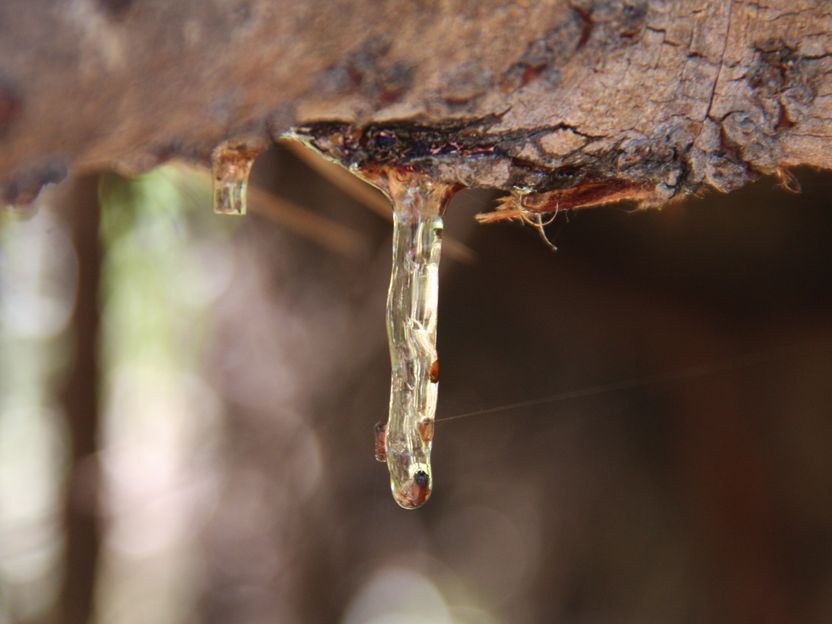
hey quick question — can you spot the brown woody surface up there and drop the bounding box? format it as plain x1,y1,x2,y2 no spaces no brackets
0,0,830,209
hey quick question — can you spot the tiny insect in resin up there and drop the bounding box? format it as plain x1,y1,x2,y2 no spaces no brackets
211,142,262,215
417,418,434,445
430,359,440,384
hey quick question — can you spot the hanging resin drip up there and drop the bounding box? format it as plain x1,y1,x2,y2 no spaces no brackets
211,142,262,215
383,170,456,509
281,130,459,508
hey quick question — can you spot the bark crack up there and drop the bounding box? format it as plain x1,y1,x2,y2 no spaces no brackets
704,0,735,123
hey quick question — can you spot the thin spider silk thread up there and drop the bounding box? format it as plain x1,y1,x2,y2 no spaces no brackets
436,340,832,425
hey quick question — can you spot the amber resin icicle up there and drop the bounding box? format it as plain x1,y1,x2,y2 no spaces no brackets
281,130,459,508
382,171,455,509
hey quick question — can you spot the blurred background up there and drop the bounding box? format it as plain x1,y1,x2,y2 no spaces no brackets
1,146,831,624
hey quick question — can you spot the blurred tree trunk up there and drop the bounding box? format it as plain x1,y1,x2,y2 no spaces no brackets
57,176,102,624
0,1,830,209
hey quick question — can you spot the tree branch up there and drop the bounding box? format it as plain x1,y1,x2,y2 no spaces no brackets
1,0,830,208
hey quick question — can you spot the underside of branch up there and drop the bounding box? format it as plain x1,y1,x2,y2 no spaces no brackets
1,0,830,212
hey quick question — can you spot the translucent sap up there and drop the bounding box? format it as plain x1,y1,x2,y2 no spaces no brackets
211,143,261,215
383,171,455,509
280,135,457,509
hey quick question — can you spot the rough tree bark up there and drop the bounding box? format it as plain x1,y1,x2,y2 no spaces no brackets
0,0,830,212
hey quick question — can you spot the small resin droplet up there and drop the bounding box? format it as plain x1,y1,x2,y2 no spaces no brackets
211,142,262,215
382,169,457,509
373,420,387,463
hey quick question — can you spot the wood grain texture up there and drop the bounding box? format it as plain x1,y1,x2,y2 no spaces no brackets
0,0,830,207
